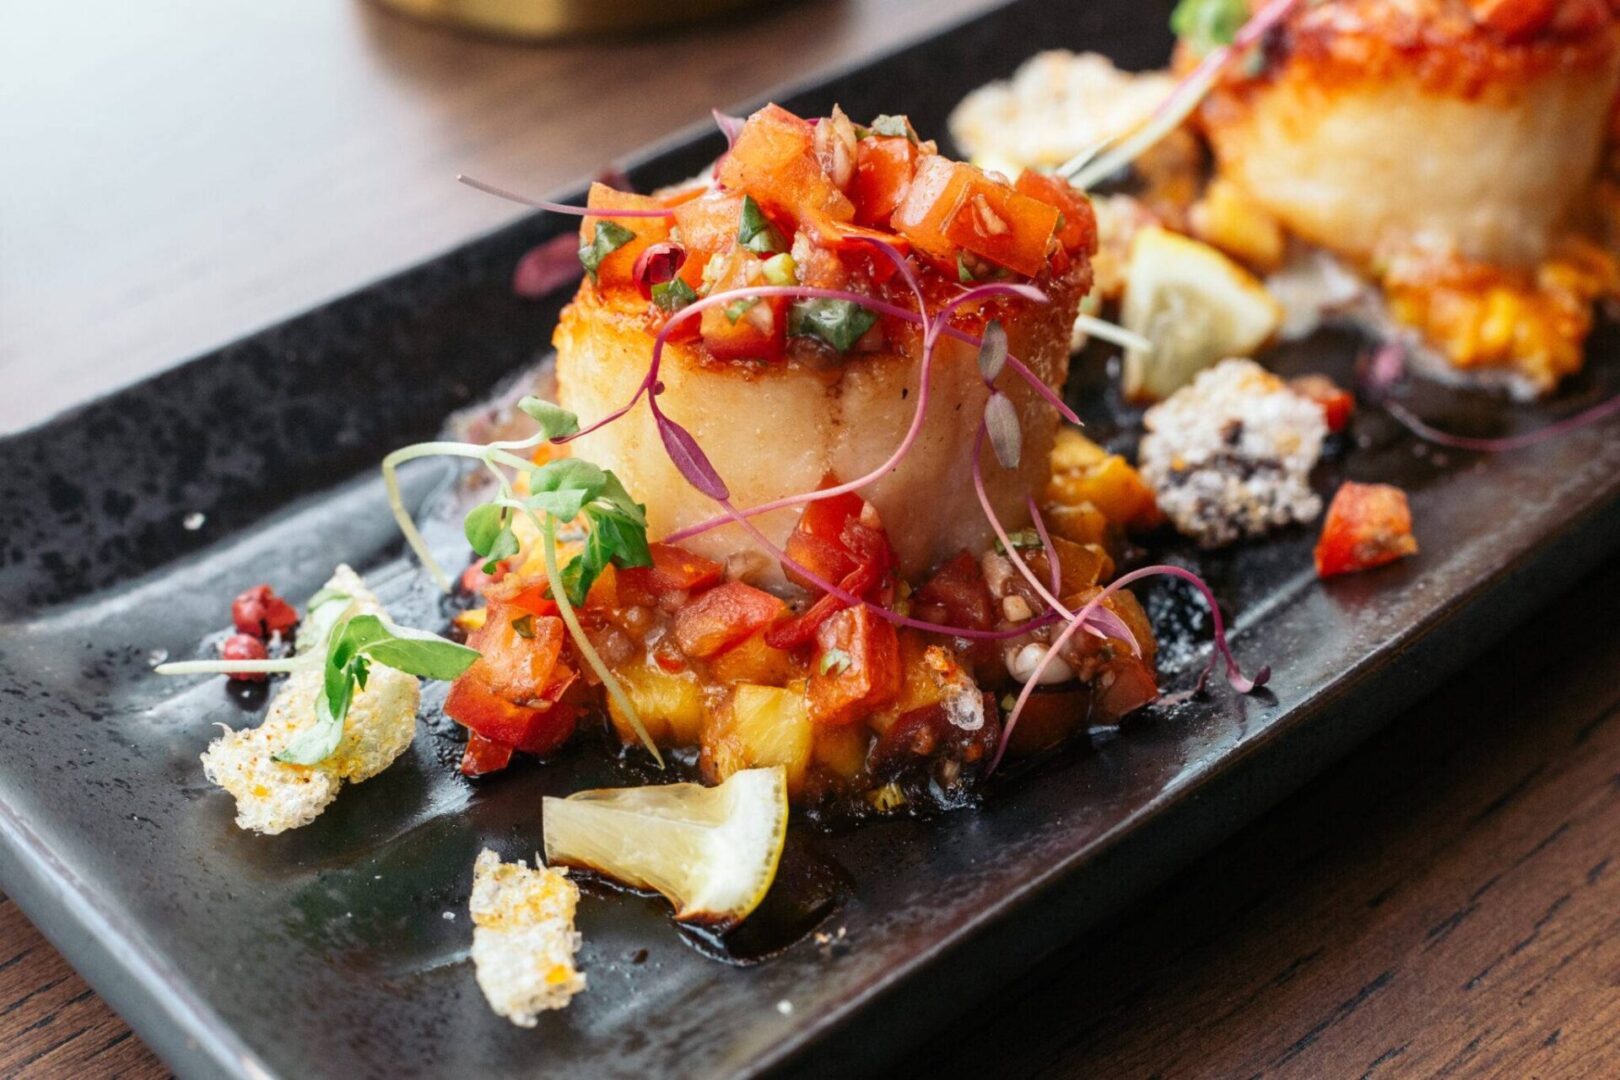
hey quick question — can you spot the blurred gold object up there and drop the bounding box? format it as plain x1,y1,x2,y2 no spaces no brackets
372,0,761,39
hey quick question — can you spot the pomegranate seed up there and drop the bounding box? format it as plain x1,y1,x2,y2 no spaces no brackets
221,634,269,681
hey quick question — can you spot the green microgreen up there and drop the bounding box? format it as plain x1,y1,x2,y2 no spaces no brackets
275,614,479,765
1170,0,1248,55
379,399,660,762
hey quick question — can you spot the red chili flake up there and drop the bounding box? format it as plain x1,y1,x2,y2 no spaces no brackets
221,634,269,681
231,585,298,639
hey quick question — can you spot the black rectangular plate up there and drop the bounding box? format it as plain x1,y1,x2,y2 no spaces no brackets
3,2,1619,1077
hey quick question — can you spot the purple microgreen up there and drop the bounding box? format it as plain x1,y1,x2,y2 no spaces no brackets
513,234,584,299
1365,342,1620,451
712,109,746,147
652,404,730,500
984,393,1022,470
1027,496,1062,598
990,562,1267,774
977,319,1008,383
457,174,676,218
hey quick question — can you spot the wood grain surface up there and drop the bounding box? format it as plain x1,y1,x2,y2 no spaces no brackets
4,2,1619,1078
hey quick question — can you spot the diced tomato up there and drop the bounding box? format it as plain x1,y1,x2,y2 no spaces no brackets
783,490,867,590
1314,482,1420,578
1014,169,1098,257
851,136,918,228
671,192,744,288
1001,685,1090,759
444,671,576,756
581,182,674,293
672,581,788,658
231,584,298,638
1093,655,1158,723
481,576,561,618
807,605,901,726
699,249,789,360
617,543,724,605
717,105,855,227
912,551,995,632
1289,374,1356,434
460,558,510,595
458,731,514,777
1469,0,1561,41
469,604,567,706
893,157,1060,278
768,493,897,650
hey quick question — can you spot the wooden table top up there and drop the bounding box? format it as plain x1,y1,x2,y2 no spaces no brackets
4,2,1617,1078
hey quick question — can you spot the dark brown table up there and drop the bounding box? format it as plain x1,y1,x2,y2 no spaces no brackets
4,3,1617,1077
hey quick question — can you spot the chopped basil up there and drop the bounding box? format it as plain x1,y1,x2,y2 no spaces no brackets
651,277,698,312
787,298,878,353
737,196,787,255
578,221,636,282
957,251,978,285
724,296,760,324
868,114,918,144
511,614,535,640
1170,0,1247,56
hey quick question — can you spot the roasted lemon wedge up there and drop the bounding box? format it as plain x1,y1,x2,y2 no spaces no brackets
541,767,789,927
1121,225,1283,403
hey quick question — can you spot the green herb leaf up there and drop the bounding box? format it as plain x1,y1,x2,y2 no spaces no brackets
578,221,636,282
594,471,647,527
464,503,510,557
738,196,787,255
511,613,535,640
787,298,879,353
482,522,520,574
274,613,479,765
818,648,853,676
869,114,918,143
517,397,581,440
306,587,350,611
1170,0,1247,55
725,296,760,324
527,458,608,521
563,503,652,606
651,277,698,312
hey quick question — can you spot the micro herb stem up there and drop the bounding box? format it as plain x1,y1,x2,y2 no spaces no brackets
538,513,662,765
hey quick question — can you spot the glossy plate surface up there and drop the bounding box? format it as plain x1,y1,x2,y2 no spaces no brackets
2,2,1619,1076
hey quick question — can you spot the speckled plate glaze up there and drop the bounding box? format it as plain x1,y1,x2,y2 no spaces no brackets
2,2,1619,1077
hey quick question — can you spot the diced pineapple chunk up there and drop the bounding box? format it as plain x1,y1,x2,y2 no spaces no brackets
707,632,801,687
1190,177,1287,274
813,723,870,782
1046,428,1161,532
1043,500,1110,548
606,663,706,748
703,683,813,794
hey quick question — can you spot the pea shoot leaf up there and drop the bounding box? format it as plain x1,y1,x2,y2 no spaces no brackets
517,397,581,440
274,614,479,766
1170,0,1246,55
